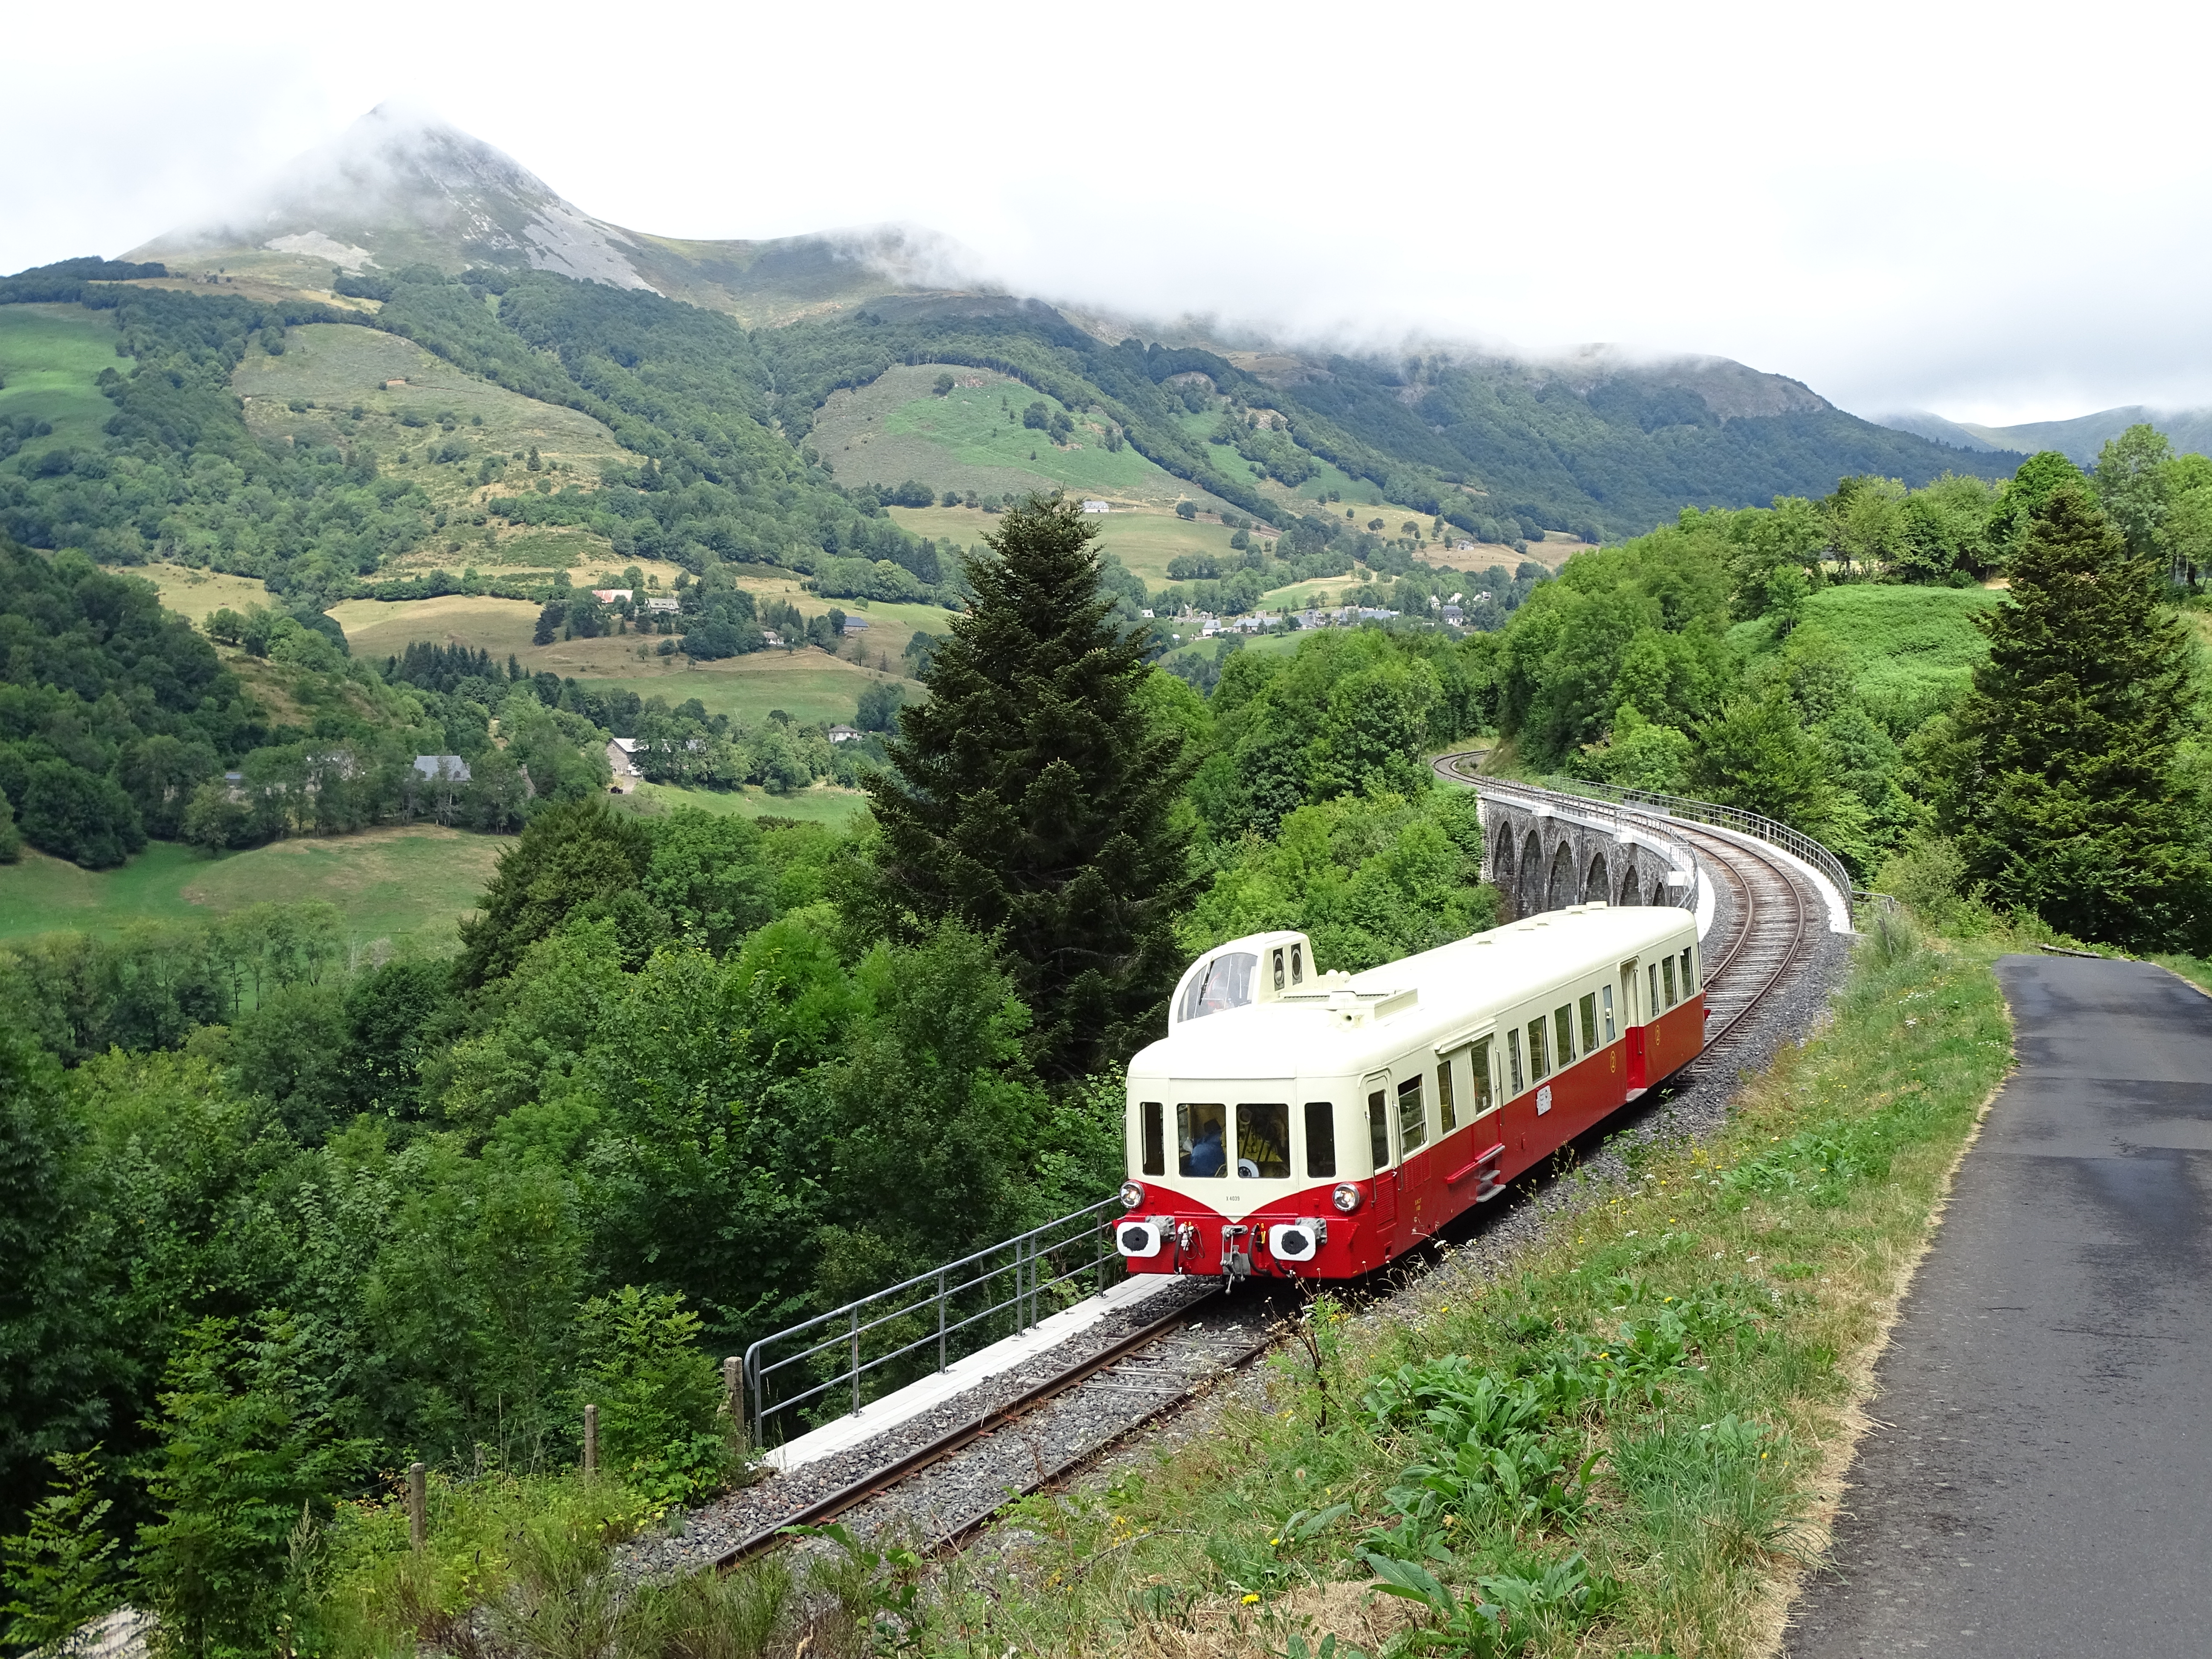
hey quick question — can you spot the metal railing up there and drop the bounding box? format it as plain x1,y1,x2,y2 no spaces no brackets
1530,775,1859,928
740,1198,1126,1449
1470,774,1702,913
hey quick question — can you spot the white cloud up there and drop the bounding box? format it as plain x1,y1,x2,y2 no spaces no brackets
6,0,2210,425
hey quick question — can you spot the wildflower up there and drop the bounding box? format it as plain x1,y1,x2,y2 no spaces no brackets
1242,1593,1261,1605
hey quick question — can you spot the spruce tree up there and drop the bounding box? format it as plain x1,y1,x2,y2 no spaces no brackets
868,495,1196,1080
1946,483,2211,949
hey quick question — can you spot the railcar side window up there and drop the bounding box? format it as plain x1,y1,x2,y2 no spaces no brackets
1601,985,1617,1043
1579,992,1598,1053
1304,1101,1336,1177
1436,1060,1455,1132
1554,1005,1575,1066
1177,1102,1228,1178
1506,1029,1524,1094
1238,1103,1290,1178
1140,1101,1164,1176
1397,1075,1426,1153
1179,952,1257,1024
1662,955,1677,1007
1680,946,1696,992
1648,963,1659,1014
1367,1090,1391,1170
1527,1018,1550,1080
1291,943,1304,984
1470,1036,1495,1117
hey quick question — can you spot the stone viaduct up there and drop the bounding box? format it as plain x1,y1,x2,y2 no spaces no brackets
1475,786,1697,923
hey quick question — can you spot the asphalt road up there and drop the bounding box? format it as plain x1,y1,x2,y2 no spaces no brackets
1785,955,2212,1658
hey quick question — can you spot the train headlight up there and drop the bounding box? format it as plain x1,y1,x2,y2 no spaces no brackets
1116,1219,1164,1257
1331,1182,1363,1214
1119,1180,1144,1210
1268,1220,1327,1261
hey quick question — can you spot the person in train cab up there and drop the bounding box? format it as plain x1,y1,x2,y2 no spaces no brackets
1187,1119,1226,1177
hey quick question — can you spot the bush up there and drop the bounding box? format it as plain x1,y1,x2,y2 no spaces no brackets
1175,499,1198,520
572,1287,737,1506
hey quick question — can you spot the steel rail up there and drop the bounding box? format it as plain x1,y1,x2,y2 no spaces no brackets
714,1287,1228,1566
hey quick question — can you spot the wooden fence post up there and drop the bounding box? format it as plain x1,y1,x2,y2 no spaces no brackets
407,1462,426,1549
724,1356,740,1427
583,1404,598,1479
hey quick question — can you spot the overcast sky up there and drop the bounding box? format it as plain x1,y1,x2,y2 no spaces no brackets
7,0,2206,426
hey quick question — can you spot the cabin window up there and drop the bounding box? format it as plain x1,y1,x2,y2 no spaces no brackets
1579,992,1598,1054
1601,985,1616,1043
1527,1018,1550,1080
1291,943,1304,984
1367,1090,1391,1170
1140,1101,1164,1176
1304,1101,1337,1177
1397,1075,1426,1152
1506,1029,1524,1094
1554,1006,1575,1066
1470,1036,1495,1117
1648,963,1659,1014
1271,948,1286,992
1680,946,1696,993
1436,1059,1456,1132
1177,1102,1228,1178
1179,952,1257,1024
1662,955,1677,1007
1238,1103,1290,1178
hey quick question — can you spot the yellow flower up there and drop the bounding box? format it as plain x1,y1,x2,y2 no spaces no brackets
1242,1593,1261,1605
1270,1538,1281,1546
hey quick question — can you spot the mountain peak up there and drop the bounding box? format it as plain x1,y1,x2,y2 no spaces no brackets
132,103,661,291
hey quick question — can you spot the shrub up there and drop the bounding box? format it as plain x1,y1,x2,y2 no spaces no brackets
572,1287,738,1505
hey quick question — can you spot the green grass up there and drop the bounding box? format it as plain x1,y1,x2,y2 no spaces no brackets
576,655,904,730
815,364,1202,504
0,827,506,950
903,922,2014,1658
626,780,871,826
233,323,629,567
0,303,126,463
1731,585,2003,714
100,563,273,626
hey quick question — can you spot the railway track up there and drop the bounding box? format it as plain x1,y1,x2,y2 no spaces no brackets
646,768,1830,1579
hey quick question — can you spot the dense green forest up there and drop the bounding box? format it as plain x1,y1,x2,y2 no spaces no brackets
0,498,1514,1652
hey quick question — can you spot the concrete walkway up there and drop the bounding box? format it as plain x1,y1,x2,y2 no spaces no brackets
1786,955,2212,1658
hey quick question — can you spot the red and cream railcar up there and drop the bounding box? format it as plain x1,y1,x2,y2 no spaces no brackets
1115,905,1704,1281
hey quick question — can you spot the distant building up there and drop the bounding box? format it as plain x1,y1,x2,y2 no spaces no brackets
412,754,471,783
606,737,641,792
841,616,870,635
645,595,682,614
1441,604,1464,625
1081,500,1111,514
591,588,632,604
827,724,862,743
761,629,784,647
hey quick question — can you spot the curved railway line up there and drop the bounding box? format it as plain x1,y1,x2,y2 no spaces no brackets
658,768,1835,1578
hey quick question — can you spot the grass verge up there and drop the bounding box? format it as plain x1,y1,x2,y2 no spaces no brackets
907,922,2013,1659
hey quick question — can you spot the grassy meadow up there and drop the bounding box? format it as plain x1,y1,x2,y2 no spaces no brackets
104,563,274,626
0,303,127,465
1732,585,2002,711
0,826,506,949
626,780,872,825
234,323,629,572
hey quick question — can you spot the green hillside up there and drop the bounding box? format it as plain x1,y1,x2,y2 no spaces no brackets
0,303,130,465
1731,584,2003,716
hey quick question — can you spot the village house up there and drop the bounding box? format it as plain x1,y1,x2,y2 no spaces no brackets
606,736,642,792
827,725,863,744
591,588,632,605
1081,500,1110,514
645,596,682,614
841,616,870,636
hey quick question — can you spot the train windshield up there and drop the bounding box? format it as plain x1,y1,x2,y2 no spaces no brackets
1179,951,1257,1023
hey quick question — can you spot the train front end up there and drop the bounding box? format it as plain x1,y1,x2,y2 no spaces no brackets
1114,931,1391,1283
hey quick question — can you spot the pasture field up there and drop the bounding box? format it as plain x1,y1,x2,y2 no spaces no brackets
813,364,1201,504
888,501,1250,585
1732,584,2002,710
105,563,274,626
576,651,906,730
0,826,505,949
234,323,629,568
0,303,125,465
625,780,871,826
332,594,546,663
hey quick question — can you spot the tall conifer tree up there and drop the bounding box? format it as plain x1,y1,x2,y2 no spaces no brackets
1946,483,2211,949
868,495,1196,1079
